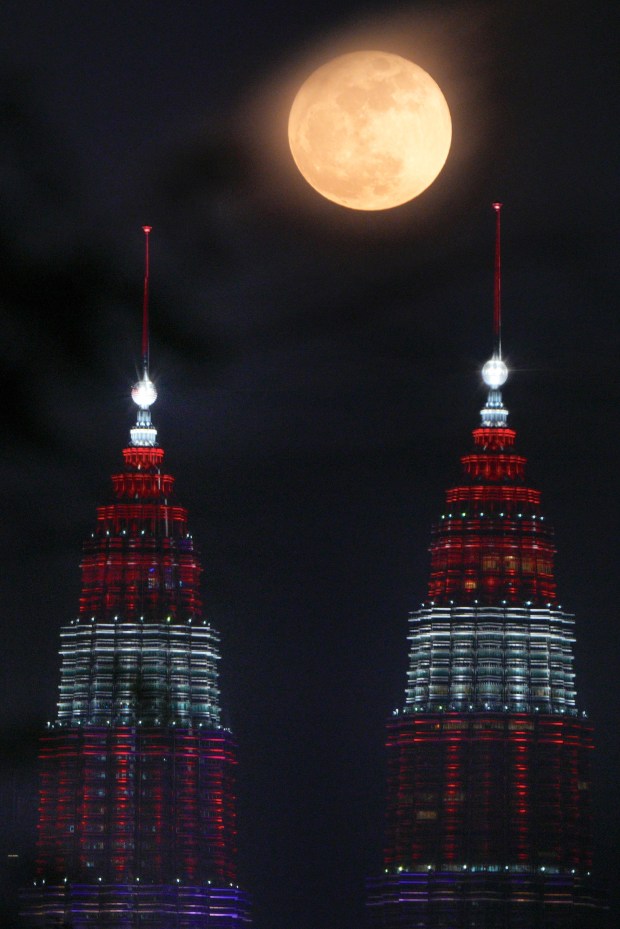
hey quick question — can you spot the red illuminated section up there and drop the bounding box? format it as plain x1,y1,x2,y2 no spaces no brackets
34,727,239,885
427,426,557,606
383,714,593,873
79,445,203,622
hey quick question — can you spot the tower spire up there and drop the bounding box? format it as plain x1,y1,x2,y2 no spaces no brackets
492,201,502,358
130,225,157,446
481,203,508,427
142,224,152,375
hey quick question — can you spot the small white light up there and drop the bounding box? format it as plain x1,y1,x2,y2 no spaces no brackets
482,357,508,389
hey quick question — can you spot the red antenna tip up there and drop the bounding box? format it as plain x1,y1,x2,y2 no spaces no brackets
143,225,152,233
492,202,502,212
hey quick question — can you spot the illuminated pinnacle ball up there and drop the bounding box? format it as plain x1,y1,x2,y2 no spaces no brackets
132,374,157,409
288,50,452,210
482,357,508,389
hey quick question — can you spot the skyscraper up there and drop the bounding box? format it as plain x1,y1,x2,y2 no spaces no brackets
367,206,605,928
22,229,251,928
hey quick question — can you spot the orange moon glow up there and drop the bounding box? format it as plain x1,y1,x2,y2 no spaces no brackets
288,51,452,211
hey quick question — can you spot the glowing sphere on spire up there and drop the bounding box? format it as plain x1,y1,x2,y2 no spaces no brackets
132,375,157,409
482,357,508,389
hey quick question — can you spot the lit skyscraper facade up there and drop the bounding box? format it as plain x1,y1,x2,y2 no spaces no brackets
22,230,251,928
367,207,605,928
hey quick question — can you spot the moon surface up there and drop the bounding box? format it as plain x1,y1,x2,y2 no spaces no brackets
288,51,452,211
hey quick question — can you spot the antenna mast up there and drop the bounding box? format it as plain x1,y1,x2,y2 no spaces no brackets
492,202,502,358
481,203,509,405
142,225,152,374
131,225,157,442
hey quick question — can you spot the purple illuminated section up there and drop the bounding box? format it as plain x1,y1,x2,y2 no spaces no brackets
367,870,603,928
22,883,251,928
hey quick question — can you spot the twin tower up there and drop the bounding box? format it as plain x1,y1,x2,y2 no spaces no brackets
22,216,604,928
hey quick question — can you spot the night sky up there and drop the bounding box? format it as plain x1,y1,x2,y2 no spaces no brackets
1,2,619,927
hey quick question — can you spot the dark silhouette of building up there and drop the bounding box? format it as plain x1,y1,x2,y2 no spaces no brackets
21,230,251,928
367,207,606,928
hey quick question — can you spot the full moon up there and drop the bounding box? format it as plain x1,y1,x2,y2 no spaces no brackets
288,51,452,211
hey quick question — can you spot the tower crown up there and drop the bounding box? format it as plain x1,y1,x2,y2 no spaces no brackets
425,206,556,608
427,414,556,607
405,205,575,717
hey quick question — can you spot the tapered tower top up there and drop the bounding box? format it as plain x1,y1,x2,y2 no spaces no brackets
423,203,559,609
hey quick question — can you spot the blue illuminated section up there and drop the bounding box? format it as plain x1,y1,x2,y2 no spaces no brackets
367,871,603,928
22,883,252,928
